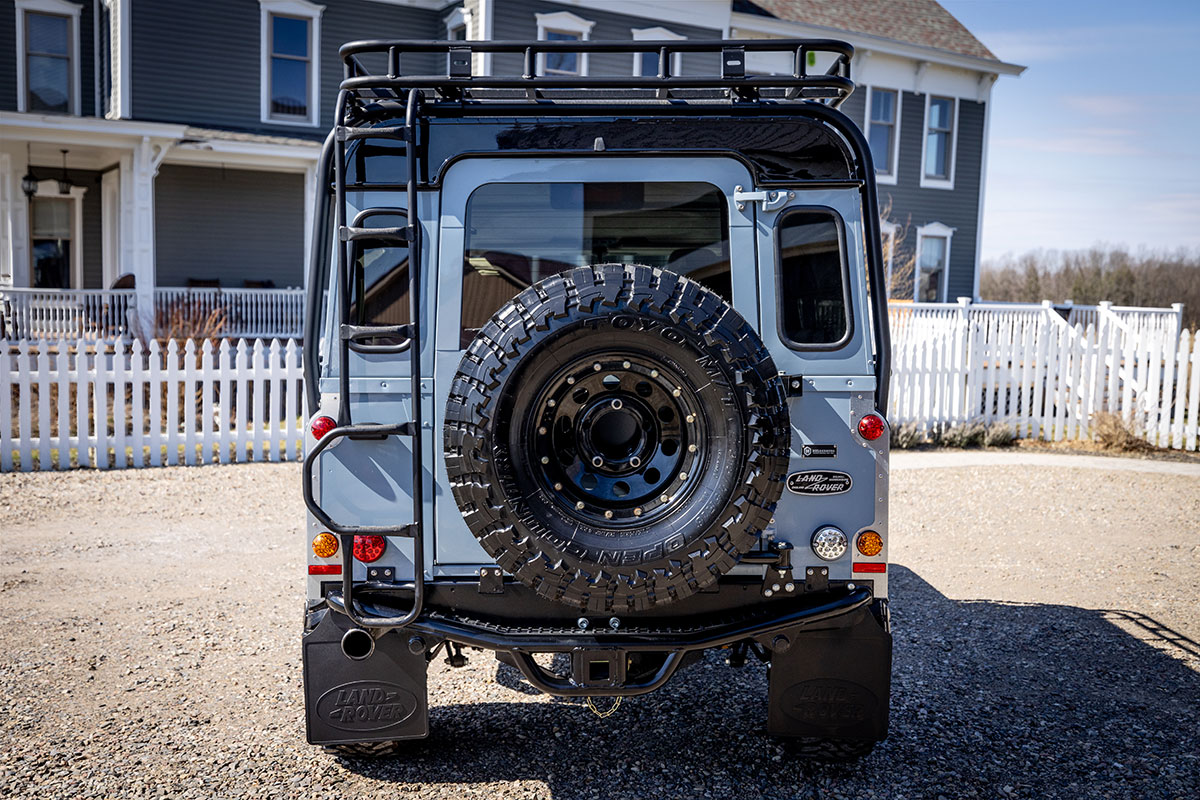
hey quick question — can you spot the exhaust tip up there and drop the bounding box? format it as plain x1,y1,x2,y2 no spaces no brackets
341,628,375,661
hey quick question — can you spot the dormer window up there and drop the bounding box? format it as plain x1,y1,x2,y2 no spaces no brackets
535,11,595,77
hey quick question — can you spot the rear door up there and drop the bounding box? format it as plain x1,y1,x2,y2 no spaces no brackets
752,190,887,590
431,156,757,570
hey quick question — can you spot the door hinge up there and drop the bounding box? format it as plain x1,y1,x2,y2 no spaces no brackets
734,186,793,212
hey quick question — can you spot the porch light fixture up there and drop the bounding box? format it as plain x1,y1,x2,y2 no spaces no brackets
57,150,72,195
21,143,37,200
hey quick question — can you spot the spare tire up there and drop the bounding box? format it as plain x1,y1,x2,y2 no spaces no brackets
444,264,790,612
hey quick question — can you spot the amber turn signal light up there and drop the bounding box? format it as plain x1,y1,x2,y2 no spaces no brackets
311,532,339,559
856,530,883,557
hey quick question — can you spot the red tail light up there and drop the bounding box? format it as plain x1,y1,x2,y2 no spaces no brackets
857,414,886,441
353,535,387,563
311,415,337,440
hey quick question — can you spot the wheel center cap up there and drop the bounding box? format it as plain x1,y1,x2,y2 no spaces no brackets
588,404,642,461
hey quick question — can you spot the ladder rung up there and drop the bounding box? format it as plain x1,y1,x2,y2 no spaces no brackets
339,225,411,245
342,323,412,354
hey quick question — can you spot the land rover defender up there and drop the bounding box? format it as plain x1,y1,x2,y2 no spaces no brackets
302,38,892,761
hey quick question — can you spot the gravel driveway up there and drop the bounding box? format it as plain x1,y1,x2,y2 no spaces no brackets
1,455,1197,799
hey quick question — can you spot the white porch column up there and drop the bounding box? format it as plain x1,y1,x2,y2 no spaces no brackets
0,150,31,288
120,136,169,339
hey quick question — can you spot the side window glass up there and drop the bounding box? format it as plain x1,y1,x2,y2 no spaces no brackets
348,210,410,347
778,210,849,347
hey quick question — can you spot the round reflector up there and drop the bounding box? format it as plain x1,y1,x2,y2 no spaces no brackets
311,532,338,559
811,526,848,561
353,535,387,563
311,415,337,440
858,414,886,441
856,530,884,557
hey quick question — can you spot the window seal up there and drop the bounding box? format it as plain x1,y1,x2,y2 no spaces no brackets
773,205,855,352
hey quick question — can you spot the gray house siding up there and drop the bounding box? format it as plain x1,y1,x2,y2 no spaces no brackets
130,0,440,137
850,90,984,300
154,165,304,288
491,0,723,76
0,0,97,115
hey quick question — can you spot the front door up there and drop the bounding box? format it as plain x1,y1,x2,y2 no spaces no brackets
30,196,73,288
431,156,758,568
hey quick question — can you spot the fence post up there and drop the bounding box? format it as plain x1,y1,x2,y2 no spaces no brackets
1171,303,1184,342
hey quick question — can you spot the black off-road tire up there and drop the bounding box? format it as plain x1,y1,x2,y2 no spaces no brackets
444,264,790,612
784,737,877,762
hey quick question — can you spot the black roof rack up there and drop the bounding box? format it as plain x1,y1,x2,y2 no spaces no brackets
338,39,855,106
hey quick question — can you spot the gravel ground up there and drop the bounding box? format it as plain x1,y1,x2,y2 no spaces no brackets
0,457,1197,799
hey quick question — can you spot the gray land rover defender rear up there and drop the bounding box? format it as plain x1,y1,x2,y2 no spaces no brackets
301,37,892,761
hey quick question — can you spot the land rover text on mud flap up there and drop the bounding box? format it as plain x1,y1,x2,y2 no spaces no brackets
302,38,892,761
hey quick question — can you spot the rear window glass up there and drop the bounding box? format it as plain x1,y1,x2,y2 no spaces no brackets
348,211,410,347
461,182,730,348
777,209,849,346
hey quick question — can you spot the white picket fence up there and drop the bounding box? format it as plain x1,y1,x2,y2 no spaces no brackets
888,300,1199,450
1,338,304,471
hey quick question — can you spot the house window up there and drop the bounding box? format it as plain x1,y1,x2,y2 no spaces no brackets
867,88,899,181
260,0,323,126
535,11,595,77
631,26,684,77
30,197,74,288
915,222,954,302
923,95,956,186
879,220,899,297
448,24,466,40
16,0,82,115
444,5,468,40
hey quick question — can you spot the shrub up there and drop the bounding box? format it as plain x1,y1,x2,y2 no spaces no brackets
1092,412,1154,453
941,422,987,448
984,421,1016,447
890,421,925,449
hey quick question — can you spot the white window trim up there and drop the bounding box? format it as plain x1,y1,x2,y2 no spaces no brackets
29,179,88,290
101,0,132,119
15,0,83,115
914,221,955,302
259,0,324,127
443,6,470,40
919,93,958,190
631,26,684,77
535,10,595,77
879,219,898,294
864,86,901,186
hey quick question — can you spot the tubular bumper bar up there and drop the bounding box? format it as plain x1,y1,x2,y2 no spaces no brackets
323,586,874,696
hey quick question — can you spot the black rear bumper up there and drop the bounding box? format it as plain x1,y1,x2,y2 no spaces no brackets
303,581,891,745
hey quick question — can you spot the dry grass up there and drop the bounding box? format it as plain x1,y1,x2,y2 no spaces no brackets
1092,412,1156,453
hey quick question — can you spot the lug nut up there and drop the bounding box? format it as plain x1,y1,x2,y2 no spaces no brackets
554,482,563,491
650,369,659,378
604,510,614,519
685,414,695,424
541,456,550,464
567,376,576,385
660,494,670,503
548,398,556,407
679,472,688,480
538,426,547,435
593,363,602,371
633,507,643,516
629,456,641,467
622,361,631,369
576,501,585,510
611,399,623,410
592,456,604,467
672,387,681,397
688,444,697,453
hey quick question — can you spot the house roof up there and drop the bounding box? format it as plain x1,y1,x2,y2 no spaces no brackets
733,0,998,62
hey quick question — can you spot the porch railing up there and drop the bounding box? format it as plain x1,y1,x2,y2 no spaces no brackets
0,287,306,340
0,288,137,340
154,287,305,339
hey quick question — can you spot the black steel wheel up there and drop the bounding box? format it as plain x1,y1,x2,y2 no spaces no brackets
445,264,790,612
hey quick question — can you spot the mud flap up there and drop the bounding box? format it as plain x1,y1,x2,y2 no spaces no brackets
766,608,892,741
302,610,429,745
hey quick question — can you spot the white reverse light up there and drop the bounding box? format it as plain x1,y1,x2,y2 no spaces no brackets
811,526,848,561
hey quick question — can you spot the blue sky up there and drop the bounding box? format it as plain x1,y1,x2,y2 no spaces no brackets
940,0,1200,261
